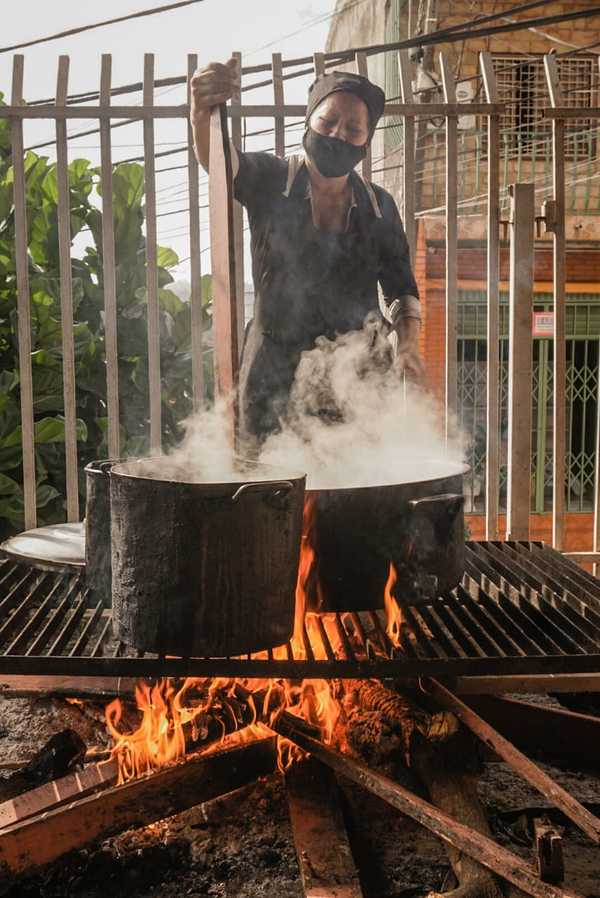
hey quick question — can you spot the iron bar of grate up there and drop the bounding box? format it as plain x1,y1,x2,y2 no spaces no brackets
46,591,89,656
0,569,38,618
69,600,105,657
415,604,457,658
0,573,53,643
511,591,582,655
314,615,335,662
25,578,82,656
430,601,485,658
90,613,112,658
369,610,399,658
0,564,20,591
478,585,546,656
3,577,66,655
1,542,600,679
454,587,505,657
458,584,527,656
510,545,600,632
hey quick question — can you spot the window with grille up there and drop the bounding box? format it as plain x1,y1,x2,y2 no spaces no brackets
492,54,598,160
458,292,600,514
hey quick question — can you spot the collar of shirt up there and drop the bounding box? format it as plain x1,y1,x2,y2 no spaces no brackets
283,155,382,226
302,171,357,234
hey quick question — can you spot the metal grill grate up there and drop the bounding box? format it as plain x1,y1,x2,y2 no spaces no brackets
1,542,600,680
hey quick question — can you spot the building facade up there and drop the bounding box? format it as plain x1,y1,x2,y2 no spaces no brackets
327,0,600,551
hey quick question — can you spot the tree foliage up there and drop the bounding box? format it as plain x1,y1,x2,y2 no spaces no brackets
0,93,212,538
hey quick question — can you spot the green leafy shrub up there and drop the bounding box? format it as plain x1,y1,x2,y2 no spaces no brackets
0,93,212,538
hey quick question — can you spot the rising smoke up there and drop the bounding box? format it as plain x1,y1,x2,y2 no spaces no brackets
158,326,465,489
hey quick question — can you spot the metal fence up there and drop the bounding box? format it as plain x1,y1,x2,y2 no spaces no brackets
2,45,599,563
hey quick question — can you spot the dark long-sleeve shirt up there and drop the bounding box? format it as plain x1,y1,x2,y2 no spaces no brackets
232,151,419,443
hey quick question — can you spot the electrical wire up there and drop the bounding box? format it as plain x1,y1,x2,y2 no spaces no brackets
22,0,583,106
0,0,209,54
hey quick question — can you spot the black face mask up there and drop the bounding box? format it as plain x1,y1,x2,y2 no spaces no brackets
303,128,367,178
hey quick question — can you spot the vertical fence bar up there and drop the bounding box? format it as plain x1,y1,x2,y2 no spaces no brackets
187,53,204,411
544,54,566,551
272,53,285,159
143,54,161,452
440,54,458,437
398,50,416,266
99,55,120,458
231,51,245,348
355,51,372,182
10,56,36,530
594,337,600,576
55,56,79,521
507,183,535,541
481,51,500,539
313,52,325,78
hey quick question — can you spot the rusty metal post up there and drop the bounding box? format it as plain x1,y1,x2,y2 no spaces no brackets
480,51,500,540
544,54,566,551
507,183,535,541
440,53,458,439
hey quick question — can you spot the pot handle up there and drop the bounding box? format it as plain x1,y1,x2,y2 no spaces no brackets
231,480,295,503
408,493,464,520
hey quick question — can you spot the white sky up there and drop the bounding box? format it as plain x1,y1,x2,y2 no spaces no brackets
1,0,339,281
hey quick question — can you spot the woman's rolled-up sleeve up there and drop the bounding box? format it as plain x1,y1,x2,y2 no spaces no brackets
233,150,286,212
376,190,420,317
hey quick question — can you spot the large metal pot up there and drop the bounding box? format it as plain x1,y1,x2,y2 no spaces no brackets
306,461,468,612
85,458,122,599
109,458,306,657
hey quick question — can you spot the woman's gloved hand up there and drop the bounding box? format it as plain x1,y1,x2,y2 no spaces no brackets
190,57,237,120
390,318,426,385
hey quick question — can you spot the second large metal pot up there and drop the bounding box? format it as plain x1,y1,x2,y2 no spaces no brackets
306,461,468,612
109,458,305,657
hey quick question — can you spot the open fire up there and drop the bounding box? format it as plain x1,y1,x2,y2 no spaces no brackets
104,498,403,784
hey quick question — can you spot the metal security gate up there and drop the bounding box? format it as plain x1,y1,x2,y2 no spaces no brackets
458,292,600,515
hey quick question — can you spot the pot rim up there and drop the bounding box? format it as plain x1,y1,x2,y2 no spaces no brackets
306,461,470,494
108,455,307,488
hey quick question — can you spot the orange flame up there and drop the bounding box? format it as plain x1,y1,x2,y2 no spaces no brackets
105,675,343,784
384,562,403,648
292,495,323,657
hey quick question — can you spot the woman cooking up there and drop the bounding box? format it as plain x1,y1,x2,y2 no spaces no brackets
190,58,423,450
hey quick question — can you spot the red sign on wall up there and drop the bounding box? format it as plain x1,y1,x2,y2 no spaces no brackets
532,311,554,338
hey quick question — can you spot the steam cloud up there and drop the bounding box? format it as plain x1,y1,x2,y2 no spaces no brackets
158,327,465,489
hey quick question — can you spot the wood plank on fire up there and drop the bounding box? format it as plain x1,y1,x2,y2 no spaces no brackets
0,675,138,699
0,759,118,828
286,758,364,898
272,711,586,898
0,737,276,877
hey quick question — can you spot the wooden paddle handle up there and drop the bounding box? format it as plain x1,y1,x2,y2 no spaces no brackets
208,103,240,417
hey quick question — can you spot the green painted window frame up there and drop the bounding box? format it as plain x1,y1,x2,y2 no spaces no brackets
458,291,600,514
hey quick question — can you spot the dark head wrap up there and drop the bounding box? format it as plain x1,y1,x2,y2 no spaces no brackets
305,71,386,141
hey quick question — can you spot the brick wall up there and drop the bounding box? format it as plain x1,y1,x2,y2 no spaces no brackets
425,244,600,283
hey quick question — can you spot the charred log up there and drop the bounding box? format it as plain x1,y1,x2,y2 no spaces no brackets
343,680,513,898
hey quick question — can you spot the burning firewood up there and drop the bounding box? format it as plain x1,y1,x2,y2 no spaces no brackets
341,680,512,898
271,707,583,898
0,737,277,883
0,729,86,803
